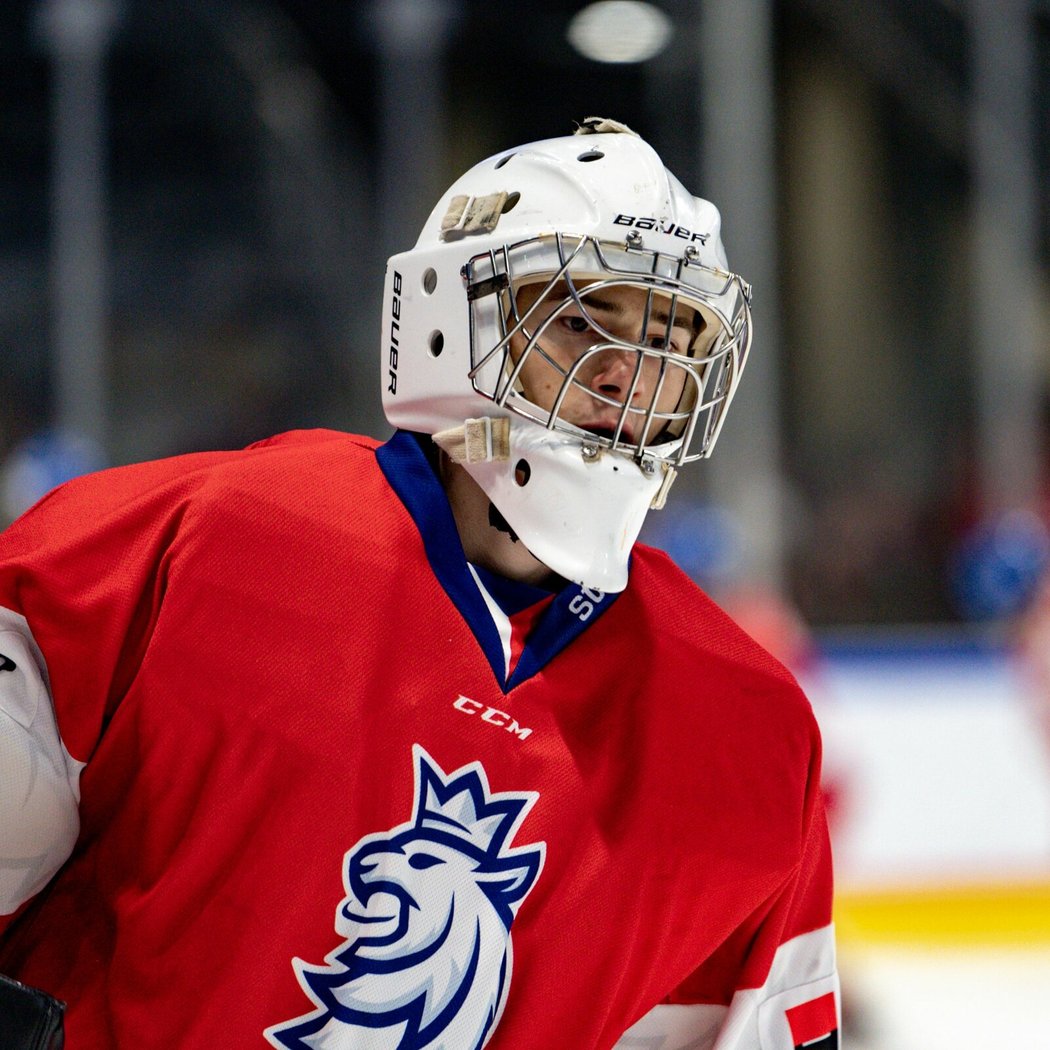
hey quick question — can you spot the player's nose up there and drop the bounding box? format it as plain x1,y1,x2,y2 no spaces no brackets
587,347,645,401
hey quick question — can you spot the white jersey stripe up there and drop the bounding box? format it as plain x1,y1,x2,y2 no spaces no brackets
614,925,839,1050
467,563,513,680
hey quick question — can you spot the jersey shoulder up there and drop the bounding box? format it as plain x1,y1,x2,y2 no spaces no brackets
19,430,377,517
629,542,797,681
1,429,388,567
625,542,817,737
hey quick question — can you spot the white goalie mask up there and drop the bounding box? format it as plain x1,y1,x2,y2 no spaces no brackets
381,119,752,592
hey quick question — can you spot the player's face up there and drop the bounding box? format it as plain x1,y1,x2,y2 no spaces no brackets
510,281,702,447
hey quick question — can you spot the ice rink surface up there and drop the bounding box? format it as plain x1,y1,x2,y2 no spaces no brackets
815,640,1050,1047
845,946,1050,1049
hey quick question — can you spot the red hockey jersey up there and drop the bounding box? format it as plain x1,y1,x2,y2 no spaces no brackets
0,429,838,1049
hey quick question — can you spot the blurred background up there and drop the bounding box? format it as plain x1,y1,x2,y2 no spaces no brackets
1,0,1048,1045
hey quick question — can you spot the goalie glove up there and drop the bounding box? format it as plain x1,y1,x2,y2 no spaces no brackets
0,973,65,1049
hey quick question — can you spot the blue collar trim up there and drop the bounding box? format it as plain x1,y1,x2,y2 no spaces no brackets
375,430,619,691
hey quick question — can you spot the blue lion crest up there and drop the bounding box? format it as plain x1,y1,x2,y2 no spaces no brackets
265,745,545,1050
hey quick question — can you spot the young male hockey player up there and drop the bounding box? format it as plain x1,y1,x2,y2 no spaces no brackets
0,119,839,1049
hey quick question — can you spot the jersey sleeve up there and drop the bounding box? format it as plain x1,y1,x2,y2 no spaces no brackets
0,453,226,917
614,723,840,1050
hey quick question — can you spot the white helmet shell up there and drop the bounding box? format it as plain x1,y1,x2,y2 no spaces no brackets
382,122,752,592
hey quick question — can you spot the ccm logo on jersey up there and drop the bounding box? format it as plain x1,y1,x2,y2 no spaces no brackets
387,269,402,395
454,695,532,740
614,213,709,244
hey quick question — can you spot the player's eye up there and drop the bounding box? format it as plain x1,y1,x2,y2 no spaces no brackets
647,329,689,354
408,852,445,870
560,315,591,335
642,333,675,354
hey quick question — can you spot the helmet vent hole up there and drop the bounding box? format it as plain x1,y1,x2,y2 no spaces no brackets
428,330,444,357
422,268,438,294
514,459,531,487
502,191,521,213
577,149,605,162
495,153,515,169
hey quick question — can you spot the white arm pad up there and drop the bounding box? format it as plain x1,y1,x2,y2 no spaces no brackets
0,607,84,915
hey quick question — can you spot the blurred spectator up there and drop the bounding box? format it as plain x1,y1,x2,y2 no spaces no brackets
0,428,105,526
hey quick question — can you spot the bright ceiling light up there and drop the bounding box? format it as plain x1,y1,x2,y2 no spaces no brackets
567,1,673,64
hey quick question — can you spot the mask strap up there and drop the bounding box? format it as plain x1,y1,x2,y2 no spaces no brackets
433,417,512,464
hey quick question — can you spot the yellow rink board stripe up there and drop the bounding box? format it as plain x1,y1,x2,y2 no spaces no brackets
835,881,1050,946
